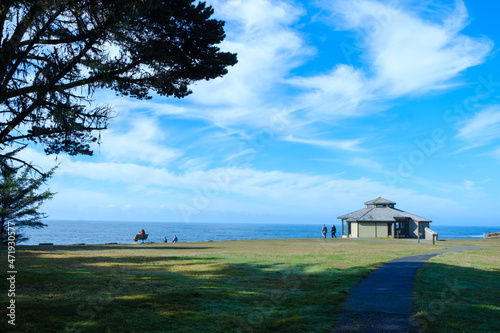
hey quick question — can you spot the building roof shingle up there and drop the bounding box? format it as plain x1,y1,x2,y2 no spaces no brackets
364,197,396,205
338,198,431,223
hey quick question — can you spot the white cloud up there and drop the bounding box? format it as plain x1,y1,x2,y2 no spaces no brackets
223,149,257,163
343,157,386,173
210,0,301,31
284,135,365,152
188,0,311,110
489,147,500,163
89,0,493,148
288,65,377,120
99,116,182,166
48,159,452,220
99,0,311,134
21,145,462,223
463,180,475,191
111,96,189,117
313,0,493,96
457,106,500,147
281,0,493,131
369,3,492,96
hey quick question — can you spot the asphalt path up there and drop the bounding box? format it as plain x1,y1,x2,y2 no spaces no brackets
331,244,489,332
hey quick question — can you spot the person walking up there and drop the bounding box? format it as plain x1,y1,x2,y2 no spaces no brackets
321,224,327,238
172,235,178,243
331,224,337,238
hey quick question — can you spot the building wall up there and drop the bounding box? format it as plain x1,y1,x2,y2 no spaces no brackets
409,220,418,237
409,220,429,238
359,222,376,238
350,220,429,238
419,222,429,237
353,222,390,238
376,223,388,237
350,222,359,237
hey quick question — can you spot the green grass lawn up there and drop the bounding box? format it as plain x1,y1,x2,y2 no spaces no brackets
1,238,498,332
436,238,500,247
413,245,500,332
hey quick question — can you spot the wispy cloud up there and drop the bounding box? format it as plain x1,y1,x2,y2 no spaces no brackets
366,0,492,96
100,116,183,166
186,0,311,116
22,144,463,223
306,0,493,97
488,146,500,163
288,65,377,120
102,0,311,134
96,0,493,147
343,157,386,173
284,135,365,152
456,106,500,148
275,0,494,146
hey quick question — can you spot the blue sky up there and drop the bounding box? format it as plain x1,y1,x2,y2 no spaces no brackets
22,0,500,226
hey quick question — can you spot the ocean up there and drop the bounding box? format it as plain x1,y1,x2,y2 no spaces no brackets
18,220,500,245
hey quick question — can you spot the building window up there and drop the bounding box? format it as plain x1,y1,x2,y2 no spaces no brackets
367,204,373,207
376,204,384,208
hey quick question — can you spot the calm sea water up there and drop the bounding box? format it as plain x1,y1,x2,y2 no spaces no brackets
19,220,499,245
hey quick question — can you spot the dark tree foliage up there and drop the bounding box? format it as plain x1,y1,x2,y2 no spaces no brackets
0,0,237,168
0,153,55,244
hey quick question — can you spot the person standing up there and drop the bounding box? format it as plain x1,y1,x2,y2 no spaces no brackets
331,224,337,238
163,236,168,243
321,224,327,238
172,235,178,243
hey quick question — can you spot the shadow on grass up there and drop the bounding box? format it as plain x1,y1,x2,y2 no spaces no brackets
17,244,216,252
2,250,374,333
8,244,487,333
412,262,500,333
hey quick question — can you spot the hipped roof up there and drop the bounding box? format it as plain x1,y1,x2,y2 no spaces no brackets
338,198,431,223
364,197,396,205
338,207,430,222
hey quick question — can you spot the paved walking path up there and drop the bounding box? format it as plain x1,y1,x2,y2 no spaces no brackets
332,244,489,332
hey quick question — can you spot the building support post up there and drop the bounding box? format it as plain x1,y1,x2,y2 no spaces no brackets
341,219,344,237
391,223,395,238
417,221,420,243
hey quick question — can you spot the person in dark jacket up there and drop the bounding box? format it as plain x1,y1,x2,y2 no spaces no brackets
331,224,337,238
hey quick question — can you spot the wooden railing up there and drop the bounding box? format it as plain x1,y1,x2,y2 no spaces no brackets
425,227,438,244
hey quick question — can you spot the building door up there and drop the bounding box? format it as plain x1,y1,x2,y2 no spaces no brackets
395,222,409,238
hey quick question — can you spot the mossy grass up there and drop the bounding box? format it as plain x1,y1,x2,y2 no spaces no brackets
435,237,500,247
1,238,497,332
413,244,500,332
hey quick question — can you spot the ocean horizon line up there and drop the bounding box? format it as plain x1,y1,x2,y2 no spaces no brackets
43,219,500,228
20,220,500,246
